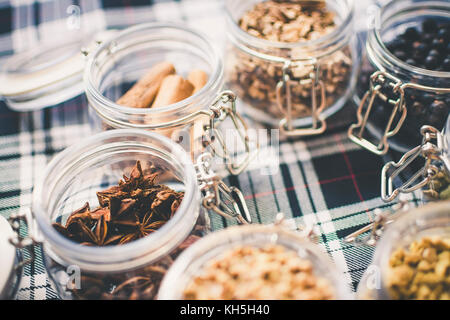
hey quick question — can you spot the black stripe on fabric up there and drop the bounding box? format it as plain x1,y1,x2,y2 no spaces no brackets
279,163,302,218
296,160,316,213
0,189,20,199
0,102,20,136
33,1,40,28
244,172,262,224
0,5,12,35
268,174,281,213
43,109,55,155
101,0,153,8
0,153,20,161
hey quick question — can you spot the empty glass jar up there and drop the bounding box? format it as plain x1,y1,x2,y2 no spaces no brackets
225,0,358,137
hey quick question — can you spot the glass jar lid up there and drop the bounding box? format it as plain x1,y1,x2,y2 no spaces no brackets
0,30,117,112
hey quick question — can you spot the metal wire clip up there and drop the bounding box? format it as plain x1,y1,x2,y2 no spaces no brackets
381,125,448,202
276,59,327,137
344,199,410,246
195,153,252,224
348,70,450,155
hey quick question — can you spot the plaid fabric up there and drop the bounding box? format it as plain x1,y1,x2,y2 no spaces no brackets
0,0,423,300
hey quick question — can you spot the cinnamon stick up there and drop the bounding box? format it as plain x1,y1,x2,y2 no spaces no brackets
188,70,208,94
116,61,175,108
151,75,194,108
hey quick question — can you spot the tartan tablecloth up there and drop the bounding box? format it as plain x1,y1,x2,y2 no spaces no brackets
0,0,423,300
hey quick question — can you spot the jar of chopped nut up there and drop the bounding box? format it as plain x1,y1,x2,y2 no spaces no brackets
224,0,358,137
357,200,450,300
158,224,353,300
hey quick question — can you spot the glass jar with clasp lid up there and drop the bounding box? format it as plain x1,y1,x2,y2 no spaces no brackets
158,214,353,300
6,129,252,300
0,23,256,224
349,0,450,155
344,200,450,300
224,0,359,137
84,23,257,177
380,115,449,204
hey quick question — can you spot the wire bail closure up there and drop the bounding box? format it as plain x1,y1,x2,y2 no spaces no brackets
273,212,319,243
344,199,410,246
195,153,252,225
381,125,448,202
276,59,327,137
203,90,257,176
348,70,450,155
348,71,407,155
8,208,42,269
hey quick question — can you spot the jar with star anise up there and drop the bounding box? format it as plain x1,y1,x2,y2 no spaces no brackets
31,130,217,300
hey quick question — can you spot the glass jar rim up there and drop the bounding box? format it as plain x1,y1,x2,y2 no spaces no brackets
158,224,353,299
84,22,224,118
32,129,200,272
373,201,450,298
369,0,450,80
225,0,355,60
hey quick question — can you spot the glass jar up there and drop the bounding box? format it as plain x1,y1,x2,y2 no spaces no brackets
31,129,237,300
224,0,358,136
158,224,353,300
349,0,450,155
381,115,449,203
356,200,450,300
0,214,23,299
0,23,254,176
84,23,253,175
0,30,117,112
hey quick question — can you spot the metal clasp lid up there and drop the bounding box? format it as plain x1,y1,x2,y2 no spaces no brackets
195,153,252,225
8,208,42,268
203,90,257,176
348,71,407,155
344,198,410,246
349,70,450,155
273,212,319,242
381,125,448,202
276,59,327,137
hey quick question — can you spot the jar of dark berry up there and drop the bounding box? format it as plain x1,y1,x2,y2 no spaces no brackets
349,0,450,155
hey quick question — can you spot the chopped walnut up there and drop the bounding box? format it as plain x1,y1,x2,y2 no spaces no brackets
227,0,352,120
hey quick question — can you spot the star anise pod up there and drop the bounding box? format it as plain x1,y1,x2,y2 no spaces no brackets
118,211,166,245
53,161,183,247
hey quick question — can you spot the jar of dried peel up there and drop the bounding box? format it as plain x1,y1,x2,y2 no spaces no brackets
224,0,359,137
